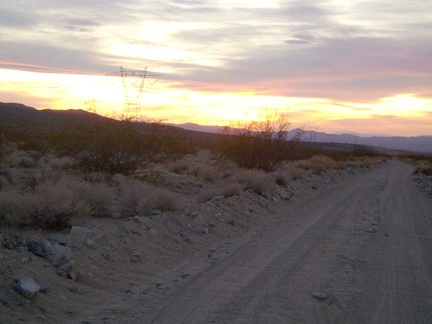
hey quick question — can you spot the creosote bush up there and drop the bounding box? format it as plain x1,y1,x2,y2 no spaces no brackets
219,112,299,172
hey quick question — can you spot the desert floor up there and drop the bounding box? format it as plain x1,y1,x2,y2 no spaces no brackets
1,159,432,323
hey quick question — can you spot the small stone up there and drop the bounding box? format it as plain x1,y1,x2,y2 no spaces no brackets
213,212,223,219
17,275,40,299
132,215,142,223
39,285,49,294
228,219,235,226
68,286,81,294
365,228,376,233
312,291,328,301
50,243,72,261
201,227,209,234
181,273,190,279
193,215,206,227
150,209,162,216
47,233,67,246
130,253,142,263
211,195,224,202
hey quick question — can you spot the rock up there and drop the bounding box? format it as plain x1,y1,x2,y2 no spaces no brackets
27,239,52,257
17,275,40,299
201,227,209,234
47,233,67,246
365,228,376,233
228,219,235,226
50,243,72,261
312,291,328,301
193,215,206,227
277,188,290,200
132,215,142,223
39,285,49,294
211,195,224,202
68,286,81,294
150,209,162,216
130,253,142,262
213,212,223,219
70,226,92,234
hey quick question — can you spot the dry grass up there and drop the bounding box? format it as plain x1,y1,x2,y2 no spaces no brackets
112,174,181,216
0,182,91,229
292,155,345,173
228,169,273,194
166,150,238,182
197,183,245,202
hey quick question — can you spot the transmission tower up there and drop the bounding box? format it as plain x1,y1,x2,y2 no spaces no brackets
108,66,160,118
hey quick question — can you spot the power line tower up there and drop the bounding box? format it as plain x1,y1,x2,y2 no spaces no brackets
108,66,160,118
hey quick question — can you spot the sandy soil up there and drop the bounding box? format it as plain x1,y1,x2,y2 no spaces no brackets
1,159,432,323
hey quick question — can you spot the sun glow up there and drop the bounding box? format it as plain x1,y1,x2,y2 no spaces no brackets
1,68,431,135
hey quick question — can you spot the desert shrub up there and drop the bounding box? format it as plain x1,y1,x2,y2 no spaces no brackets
66,177,114,217
112,174,180,216
0,182,91,229
219,112,299,172
166,150,221,181
229,169,273,194
361,158,372,168
271,170,292,187
197,183,245,202
2,149,39,168
293,155,344,173
70,119,164,175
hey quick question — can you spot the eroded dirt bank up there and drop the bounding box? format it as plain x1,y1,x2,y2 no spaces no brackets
1,159,432,323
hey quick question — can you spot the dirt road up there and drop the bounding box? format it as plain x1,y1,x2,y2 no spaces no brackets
141,160,432,323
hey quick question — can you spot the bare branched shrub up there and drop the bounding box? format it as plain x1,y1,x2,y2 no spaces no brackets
219,111,299,172
229,169,273,194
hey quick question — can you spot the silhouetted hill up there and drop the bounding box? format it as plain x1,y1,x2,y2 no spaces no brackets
2,102,430,154
172,123,432,154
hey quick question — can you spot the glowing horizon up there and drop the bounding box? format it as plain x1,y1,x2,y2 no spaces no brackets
1,1,431,136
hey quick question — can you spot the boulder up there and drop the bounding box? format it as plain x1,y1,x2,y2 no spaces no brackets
27,239,52,257
16,275,40,299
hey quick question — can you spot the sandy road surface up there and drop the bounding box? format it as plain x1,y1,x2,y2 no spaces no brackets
143,160,432,323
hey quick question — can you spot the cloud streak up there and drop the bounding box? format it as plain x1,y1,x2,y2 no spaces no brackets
1,0,431,135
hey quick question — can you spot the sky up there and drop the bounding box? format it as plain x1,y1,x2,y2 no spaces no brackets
1,0,432,136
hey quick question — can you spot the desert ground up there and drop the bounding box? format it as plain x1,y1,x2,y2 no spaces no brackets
1,158,431,323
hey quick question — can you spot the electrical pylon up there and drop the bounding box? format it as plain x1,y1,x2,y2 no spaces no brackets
108,66,160,118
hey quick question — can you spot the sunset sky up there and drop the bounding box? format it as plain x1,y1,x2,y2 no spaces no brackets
1,0,431,136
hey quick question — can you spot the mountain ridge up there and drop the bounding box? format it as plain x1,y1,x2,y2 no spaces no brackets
1,102,431,154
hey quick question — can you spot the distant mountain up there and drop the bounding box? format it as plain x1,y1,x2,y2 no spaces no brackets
169,123,223,134
171,123,432,154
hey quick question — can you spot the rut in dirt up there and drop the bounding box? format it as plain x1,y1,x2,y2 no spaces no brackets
148,160,432,323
